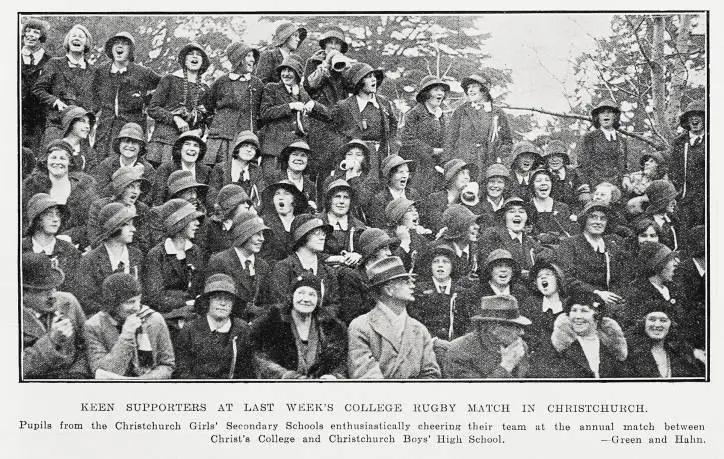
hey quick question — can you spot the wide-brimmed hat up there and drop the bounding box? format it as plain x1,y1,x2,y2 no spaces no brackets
461,74,491,95
275,57,304,82
347,62,385,89
104,31,136,61
529,260,566,296
338,139,371,171
481,249,520,278
271,22,307,47
358,228,400,264
638,241,678,277
442,159,477,187
511,141,543,166
22,252,65,291
172,130,207,164
366,256,415,289
318,26,348,53
639,151,666,168
61,105,96,137
471,294,531,326
167,170,208,198
231,130,260,160
441,204,479,240
194,273,243,315
230,212,269,247
225,42,259,71
419,241,462,279
416,75,450,103
591,99,620,118
63,24,93,54
324,178,355,212
644,180,677,213
160,198,204,237
111,166,151,198
381,154,414,179
95,202,137,245
112,122,147,157
385,198,417,226
495,196,536,225
291,214,333,247
542,140,570,165
577,199,613,221
678,100,705,129
24,193,68,236
292,271,322,295
261,180,308,216
215,184,252,221
101,272,141,312
178,42,210,74
280,139,312,170
483,163,510,182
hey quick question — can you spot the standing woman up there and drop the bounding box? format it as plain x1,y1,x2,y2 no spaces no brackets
153,131,212,206
147,42,210,167
207,130,265,209
23,140,97,249
400,76,449,195
203,43,264,166
21,18,52,153
578,99,629,188
22,193,81,292
175,274,255,379
364,155,421,229
33,24,94,143
443,73,512,168
257,180,309,263
252,273,347,379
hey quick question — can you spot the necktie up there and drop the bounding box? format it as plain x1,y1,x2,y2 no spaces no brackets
244,259,254,276
30,54,36,66
39,311,54,331
115,261,126,273
336,221,344,231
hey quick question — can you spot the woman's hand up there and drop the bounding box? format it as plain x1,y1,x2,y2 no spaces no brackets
53,99,68,111
173,115,189,132
500,338,526,373
593,290,623,306
289,101,305,112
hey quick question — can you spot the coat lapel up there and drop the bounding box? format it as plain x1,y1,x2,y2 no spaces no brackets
23,308,47,342
368,307,400,353
388,316,419,376
347,97,365,131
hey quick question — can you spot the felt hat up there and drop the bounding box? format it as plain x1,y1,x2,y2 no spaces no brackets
442,159,476,187
318,26,348,54
63,24,93,54
290,214,333,247
111,166,151,198
358,228,400,263
481,248,520,278
231,130,261,160
366,256,415,288
529,260,566,296
292,271,322,295
260,180,309,216
511,141,543,166
271,22,307,47
347,62,385,89
483,163,510,181
419,240,462,279
112,122,147,157
461,74,491,95
225,42,259,71
160,198,204,237
415,75,450,103
194,273,243,315
591,99,620,117
178,42,210,74
381,154,414,179
95,202,137,245
639,151,666,168
542,140,570,165
101,272,141,313
577,199,613,221
22,252,65,290
644,180,677,213
324,178,355,212
678,100,705,129
495,196,536,225
167,170,208,198
24,193,68,236
279,139,312,170
230,212,269,247
275,57,304,82
338,138,371,162
638,241,678,277
104,31,136,61
470,294,531,326
172,130,207,164
61,105,96,137
215,184,252,221
440,204,479,240
564,290,606,317
22,18,49,43
385,198,417,226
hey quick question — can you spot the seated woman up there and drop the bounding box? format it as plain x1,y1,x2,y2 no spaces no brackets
258,180,308,262
22,193,81,293
528,168,574,241
148,170,208,246
642,180,681,251
23,140,97,249
622,151,668,201
75,202,143,316
384,197,432,271
59,105,98,172
625,305,704,378
520,260,567,358
143,199,205,334
153,130,212,206
436,204,482,278
532,291,627,379
320,179,365,267
620,217,661,279
207,131,265,209
509,141,543,201
84,272,174,379
475,163,510,227
175,273,255,379
272,140,318,210
323,139,373,201
421,159,475,232
364,155,421,229
542,140,586,210
252,272,347,379
198,184,255,262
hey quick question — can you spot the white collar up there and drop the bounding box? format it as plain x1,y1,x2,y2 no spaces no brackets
541,293,563,314
228,72,251,81
164,238,192,260
327,213,349,231
32,236,56,256
233,247,255,274
222,219,234,231
648,279,671,301
575,334,601,377
388,187,406,200
66,54,87,69
110,62,129,74
377,301,407,341
104,243,130,272
507,229,523,244
693,258,705,277
533,197,554,212
22,47,45,64
487,196,504,211
452,241,469,258
583,233,606,253
489,282,510,296
515,171,530,185
357,94,379,111
433,279,452,294
206,315,232,333
231,159,250,182
689,132,703,145
601,128,617,141
652,213,671,226
470,100,492,112
296,252,318,275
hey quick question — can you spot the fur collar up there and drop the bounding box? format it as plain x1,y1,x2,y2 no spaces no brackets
551,314,627,361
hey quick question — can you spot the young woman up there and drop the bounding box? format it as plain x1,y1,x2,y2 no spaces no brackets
322,139,373,223
207,130,265,209
364,154,421,229
542,140,586,210
421,159,475,232
320,179,365,265
147,42,210,167
520,261,567,358
475,163,510,227
509,141,543,201
384,197,432,272
622,151,668,200
643,180,681,251
59,106,97,172
579,99,629,187
528,168,573,241
153,131,212,206
198,184,255,262
273,140,318,211
252,273,347,379
257,180,308,262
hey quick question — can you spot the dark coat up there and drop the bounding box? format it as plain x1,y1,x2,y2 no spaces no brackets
32,56,94,140
444,329,530,379
175,316,255,379
363,186,422,229
207,160,265,208
669,133,705,227
92,155,157,205
554,233,627,299
147,73,210,146
624,333,704,378
530,200,574,240
321,213,366,255
259,82,329,158
196,218,231,264
443,103,512,167
270,170,317,209
74,244,144,316
206,248,274,321
269,252,342,316
578,129,629,187
258,213,294,263
519,294,566,358
550,166,586,210
673,258,705,350
420,190,454,232
86,197,151,253
619,278,685,337
21,237,81,294
254,48,285,84
331,94,398,156
400,103,446,195
456,280,531,335
203,74,265,139
22,48,52,150
22,171,97,249
251,304,348,378
322,169,374,224
153,162,212,206
143,241,205,314
479,225,542,274
409,278,469,341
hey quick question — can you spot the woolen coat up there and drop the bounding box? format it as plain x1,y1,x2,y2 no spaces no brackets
251,304,348,379
152,161,212,206
92,155,157,205
624,333,704,378
21,237,81,294
400,103,446,195
330,94,399,157
443,103,512,168
175,316,255,379
143,241,205,315
550,166,586,210
202,73,265,139
668,132,705,227
554,233,627,299
254,48,286,84
578,129,629,187
347,305,441,379
86,197,151,253
207,160,265,209
408,278,469,341
673,258,705,349
147,73,210,147
478,225,542,273
22,49,53,151
619,278,685,337
444,328,530,379
269,252,342,316
363,186,422,229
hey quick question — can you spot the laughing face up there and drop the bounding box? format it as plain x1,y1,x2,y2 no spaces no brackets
533,173,552,199
273,188,295,216
389,164,410,191
584,210,608,236
184,49,204,73
489,261,513,287
329,190,351,218
465,82,485,103
401,205,420,228
207,291,235,321
569,304,597,336
597,109,617,129
47,149,70,177
426,86,446,108
644,312,671,341
39,207,62,235
120,181,143,206
112,39,132,63
242,231,265,254
431,254,453,283
535,268,558,296
180,139,201,164
287,149,308,173
504,205,527,233
280,67,298,86
118,138,142,160
486,177,506,199
361,73,378,95
66,27,88,54
292,285,318,315
235,142,257,162
688,114,704,135
23,27,42,49
515,153,536,173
